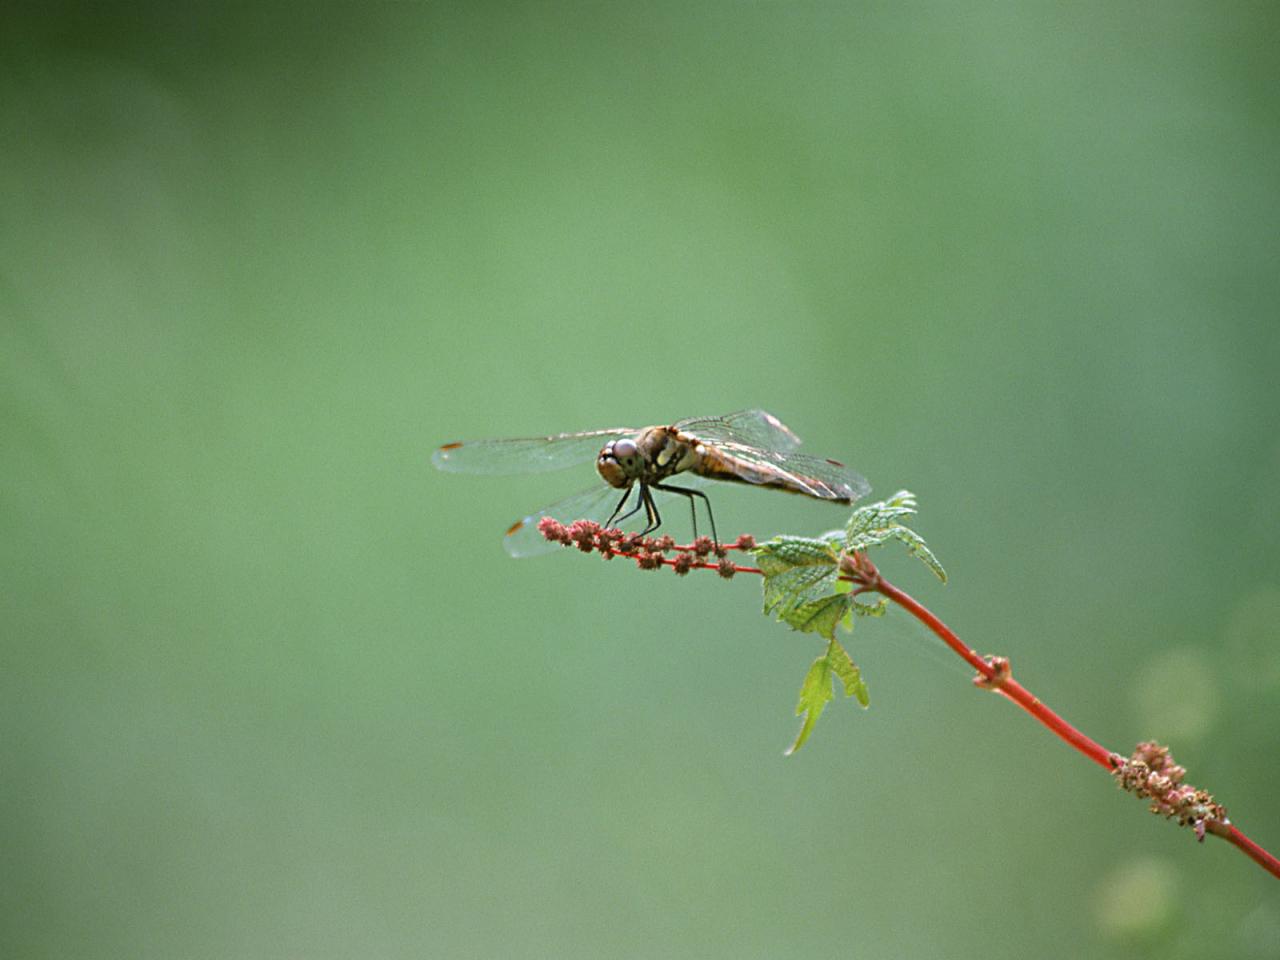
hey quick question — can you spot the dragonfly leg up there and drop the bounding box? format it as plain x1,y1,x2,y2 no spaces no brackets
604,485,639,529
638,484,662,535
651,482,718,548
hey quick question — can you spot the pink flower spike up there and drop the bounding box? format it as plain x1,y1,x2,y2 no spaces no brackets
537,517,569,544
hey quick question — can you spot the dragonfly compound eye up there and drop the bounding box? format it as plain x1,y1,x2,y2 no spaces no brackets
596,442,631,488
612,438,639,462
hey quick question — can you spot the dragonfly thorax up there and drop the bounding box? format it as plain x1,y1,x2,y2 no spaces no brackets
596,427,700,489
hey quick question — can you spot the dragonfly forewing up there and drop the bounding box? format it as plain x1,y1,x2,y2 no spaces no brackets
433,427,638,475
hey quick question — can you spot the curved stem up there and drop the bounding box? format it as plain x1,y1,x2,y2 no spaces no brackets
874,576,1113,769
1220,824,1280,879
870,570,1280,880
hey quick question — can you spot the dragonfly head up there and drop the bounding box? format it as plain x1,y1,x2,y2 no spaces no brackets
597,437,641,488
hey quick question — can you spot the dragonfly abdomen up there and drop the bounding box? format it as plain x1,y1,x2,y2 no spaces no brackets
694,450,857,503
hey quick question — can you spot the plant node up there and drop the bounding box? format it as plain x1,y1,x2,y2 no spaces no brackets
973,655,1012,690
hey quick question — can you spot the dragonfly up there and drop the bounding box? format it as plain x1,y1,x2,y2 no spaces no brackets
433,409,870,557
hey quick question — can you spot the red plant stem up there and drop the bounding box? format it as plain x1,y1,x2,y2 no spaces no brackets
873,576,1113,769
1220,824,1280,880
611,550,764,575
871,572,1280,880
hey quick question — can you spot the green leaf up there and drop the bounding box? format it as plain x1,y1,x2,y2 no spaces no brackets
755,536,839,576
783,592,853,641
785,649,834,756
755,536,842,629
852,596,887,617
762,562,838,615
888,525,947,583
826,637,870,707
843,489,947,583
785,637,870,754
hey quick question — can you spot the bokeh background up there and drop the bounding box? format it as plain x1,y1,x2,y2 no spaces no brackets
4,4,1279,958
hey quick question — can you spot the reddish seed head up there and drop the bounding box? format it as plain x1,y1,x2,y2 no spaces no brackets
532,515,759,585
567,520,601,538
635,551,663,571
567,521,599,552
1112,742,1227,834
537,517,569,543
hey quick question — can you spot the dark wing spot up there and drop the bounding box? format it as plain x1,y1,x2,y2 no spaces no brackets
505,519,526,536
439,441,463,451
826,458,846,467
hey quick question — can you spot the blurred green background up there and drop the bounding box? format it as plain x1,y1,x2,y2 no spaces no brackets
4,3,1279,958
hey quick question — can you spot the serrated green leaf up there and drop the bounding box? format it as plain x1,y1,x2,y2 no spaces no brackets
783,592,853,641
826,637,870,707
890,526,948,583
845,490,918,542
755,536,838,575
852,596,888,616
785,650,834,756
785,638,871,754
841,490,948,583
762,563,838,615
756,536,842,628
838,588,855,632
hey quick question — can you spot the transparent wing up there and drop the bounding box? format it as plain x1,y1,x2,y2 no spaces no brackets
503,475,712,558
674,409,803,453
725,449,871,503
680,410,869,503
433,427,638,475
503,484,626,557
